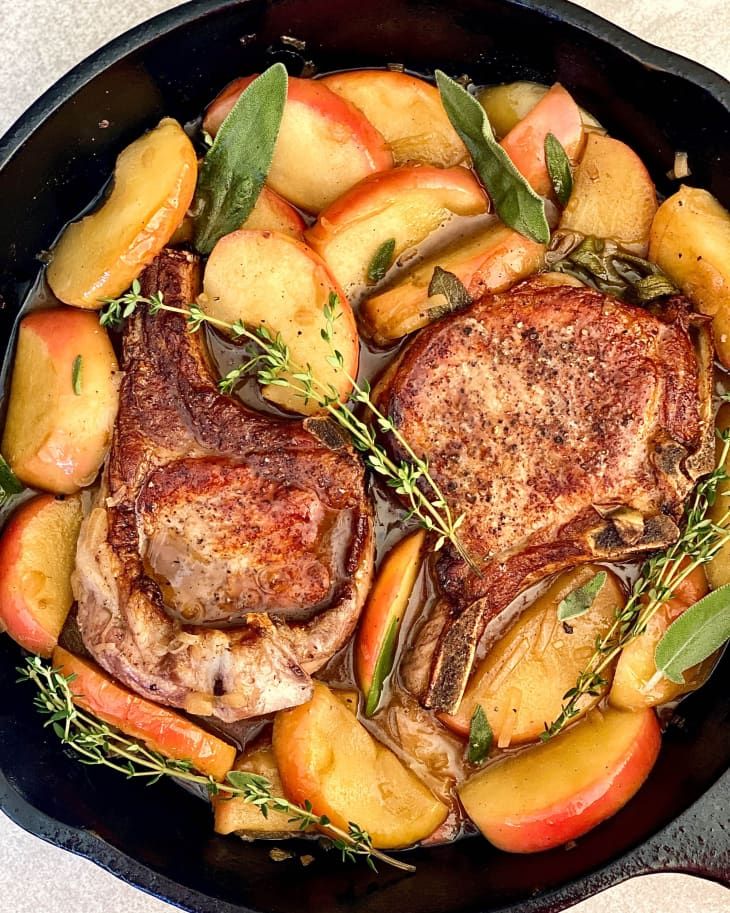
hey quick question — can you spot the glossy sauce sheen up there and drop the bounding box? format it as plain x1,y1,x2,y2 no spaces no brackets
0,74,723,848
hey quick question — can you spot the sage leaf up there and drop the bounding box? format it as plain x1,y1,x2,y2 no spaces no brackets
544,132,573,206
427,266,472,316
71,354,82,396
467,704,492,764
367,238,396,284
194,63,288,254
557,571,607,621
0,455,23,500
654,583,730,684
435,70,550,244
365,614,400,717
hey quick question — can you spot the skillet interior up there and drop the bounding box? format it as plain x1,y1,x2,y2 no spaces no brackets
0,1,728,911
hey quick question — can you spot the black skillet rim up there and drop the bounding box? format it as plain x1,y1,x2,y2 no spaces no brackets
0,1,729,911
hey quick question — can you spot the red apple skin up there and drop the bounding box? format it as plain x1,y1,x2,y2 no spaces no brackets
501,83,584,196
0,495,81,656
459,707,661,853
203,75,393,211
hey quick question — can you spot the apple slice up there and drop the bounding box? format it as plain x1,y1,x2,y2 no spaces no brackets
478,81,604,140
204,76,393,212
441,566,624,745
214,738,311,837
1,307,119,494
559,133,657,255
610,563,713,710
0,495,82,657
53,646,236,780
500,83,584,197
306,165,489,299
459,706,660,853
273,681,447,848
202,230,358,415
242,185,305,238
361,221,545,345
321,69,467,167
356,530,425,716
47,118,197,307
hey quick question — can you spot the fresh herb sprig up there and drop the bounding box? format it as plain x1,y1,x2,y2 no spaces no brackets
99,290,475,569
548,234,677,304
543,431,730,739
19,655,414,874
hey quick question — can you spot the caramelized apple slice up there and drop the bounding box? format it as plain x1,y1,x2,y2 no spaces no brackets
559,133,657,255
361,222,544,345
0,495,82,657
53,647,236,780
47,118,197,307
242,186,305,238
611,564,714,709
478,81,604,140
500,83,584,197
321,69,466,167
202,230,358,414
458,706,660,852
356,530,425,715
273,681,447,848
306,165,489,299
441,566,624,745
1,307,119,494
204,76,393,212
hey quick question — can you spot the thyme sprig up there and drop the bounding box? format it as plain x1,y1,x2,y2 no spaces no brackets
18,655,414,874
543,430,730,739
99,289,475,569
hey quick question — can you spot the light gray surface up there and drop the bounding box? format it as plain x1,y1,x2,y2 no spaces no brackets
0,1,729,911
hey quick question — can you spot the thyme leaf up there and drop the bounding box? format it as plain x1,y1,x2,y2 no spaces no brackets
0,454,23,503
71,355,83,396
467,704,492,764
367,239,396,284
18,655,414,874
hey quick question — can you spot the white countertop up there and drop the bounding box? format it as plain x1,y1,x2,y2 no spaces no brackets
0,1,728,911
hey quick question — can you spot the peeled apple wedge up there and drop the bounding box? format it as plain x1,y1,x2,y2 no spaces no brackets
706,404,730,589
459,706,661,853
361,221,545,345
610,563,713,710
499,83,585,197
202,230,358,414
478,81,605,139
648,187,730,367
559,132,658,255
53,647,236,780
273,681,448,848
214,740,308,837
355,530,425,716
306,165,489,299
1,307,119,494
321,69,467,167
47,118,197,307
0,495,82,657
203,76,393,212
441,566,624,745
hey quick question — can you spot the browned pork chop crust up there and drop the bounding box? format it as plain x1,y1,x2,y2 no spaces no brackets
73,249,374,721
377,281,713,712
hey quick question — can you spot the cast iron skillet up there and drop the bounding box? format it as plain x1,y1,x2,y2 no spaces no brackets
0,1,728,911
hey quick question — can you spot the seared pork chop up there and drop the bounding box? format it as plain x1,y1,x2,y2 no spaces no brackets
73,249,373,722
377,282,713,712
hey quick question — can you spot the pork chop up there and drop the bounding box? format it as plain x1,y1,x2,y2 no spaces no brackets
376,281,713,712
73,249,374,722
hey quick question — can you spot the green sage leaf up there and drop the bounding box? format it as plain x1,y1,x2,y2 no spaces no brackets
0,455,23,499
365,614,400,717
654,583,730,684
194,63,288,254
544,132,573,206
435,70,549,244
427,266,472,316
367,238,396,284
467,704,493,764
71,354,83,396
557,571,607,621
